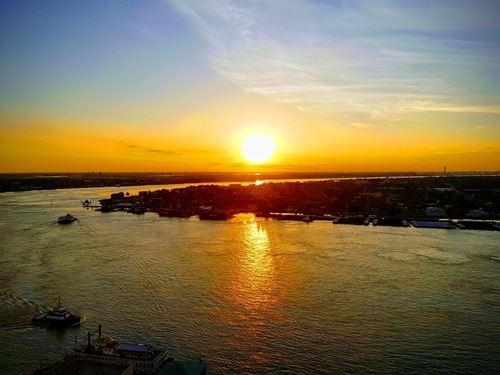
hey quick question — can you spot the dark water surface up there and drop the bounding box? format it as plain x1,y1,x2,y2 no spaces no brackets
0,185,499,374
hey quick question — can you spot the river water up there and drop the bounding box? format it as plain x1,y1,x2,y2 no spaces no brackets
0,184,499,374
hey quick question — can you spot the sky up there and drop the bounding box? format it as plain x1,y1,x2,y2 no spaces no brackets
1,0,499,173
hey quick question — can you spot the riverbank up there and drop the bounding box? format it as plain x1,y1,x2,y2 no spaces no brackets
1,171,496,193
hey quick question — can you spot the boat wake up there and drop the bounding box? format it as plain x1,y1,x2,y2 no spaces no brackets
0,290,46,312
488,255,500,263
0,321,32,329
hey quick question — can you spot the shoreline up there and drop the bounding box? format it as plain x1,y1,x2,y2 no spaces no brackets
1,171,498,193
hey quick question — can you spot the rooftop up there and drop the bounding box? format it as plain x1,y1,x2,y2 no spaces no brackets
116,343,153,353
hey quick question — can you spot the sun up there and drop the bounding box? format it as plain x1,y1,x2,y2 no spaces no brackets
242,134,276,164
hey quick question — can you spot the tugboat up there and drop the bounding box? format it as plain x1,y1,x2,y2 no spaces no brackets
32,297,82,326
57,213,78,224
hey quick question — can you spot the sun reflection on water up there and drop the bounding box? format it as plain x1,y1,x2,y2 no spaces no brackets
239,222,275,310
219,221,289,364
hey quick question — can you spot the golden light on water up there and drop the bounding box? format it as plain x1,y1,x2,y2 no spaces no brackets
219,221,288,347
238,222,277,310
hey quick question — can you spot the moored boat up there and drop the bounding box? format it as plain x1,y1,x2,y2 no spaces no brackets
72,325,181,374
34,325,207,375
32,297,81,326
411,220,456,229
199,211,234,220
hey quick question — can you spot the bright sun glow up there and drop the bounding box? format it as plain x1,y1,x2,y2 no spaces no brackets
242,134,276,163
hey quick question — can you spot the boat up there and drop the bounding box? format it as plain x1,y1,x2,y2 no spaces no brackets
32,297,82,326
72,325,179,374
157,209,195,218
198,211,234,220
57,213,78,224
334,216,366,225
410,220,456,229
34,325,207,375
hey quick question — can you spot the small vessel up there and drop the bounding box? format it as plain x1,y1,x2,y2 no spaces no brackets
57,213,78,224
32,297,81,326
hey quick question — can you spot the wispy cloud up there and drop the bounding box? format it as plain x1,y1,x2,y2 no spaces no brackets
350,122,374,129
126,143,180,155
171,0,500,123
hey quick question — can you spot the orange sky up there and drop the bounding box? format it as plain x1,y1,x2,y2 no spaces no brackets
1,1,499,173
